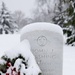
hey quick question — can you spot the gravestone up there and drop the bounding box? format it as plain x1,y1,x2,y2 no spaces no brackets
20,23,63,75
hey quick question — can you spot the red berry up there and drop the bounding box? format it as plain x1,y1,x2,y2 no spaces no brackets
6,73,9,75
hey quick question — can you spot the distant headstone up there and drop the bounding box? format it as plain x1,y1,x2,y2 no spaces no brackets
21,23,63,75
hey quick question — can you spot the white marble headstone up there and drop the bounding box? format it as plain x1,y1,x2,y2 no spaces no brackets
21,23,63,75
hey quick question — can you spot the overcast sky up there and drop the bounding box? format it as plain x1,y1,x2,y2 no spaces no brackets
0,0,35,17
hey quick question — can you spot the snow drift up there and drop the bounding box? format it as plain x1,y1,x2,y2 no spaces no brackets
0,39,41,75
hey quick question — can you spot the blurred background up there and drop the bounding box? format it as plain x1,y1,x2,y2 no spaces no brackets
0,0,75,46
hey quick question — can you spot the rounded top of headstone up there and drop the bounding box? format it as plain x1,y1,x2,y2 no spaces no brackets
21,22,63,36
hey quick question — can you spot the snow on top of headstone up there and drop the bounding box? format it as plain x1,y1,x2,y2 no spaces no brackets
21,22,63,36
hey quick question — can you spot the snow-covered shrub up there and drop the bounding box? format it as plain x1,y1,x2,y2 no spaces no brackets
53,0,75,46
0,2,18,34
0,40,41,75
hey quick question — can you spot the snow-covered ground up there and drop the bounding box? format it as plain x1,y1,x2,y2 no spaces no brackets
0,34,20,57
63,45,75,75
0,34,75,75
